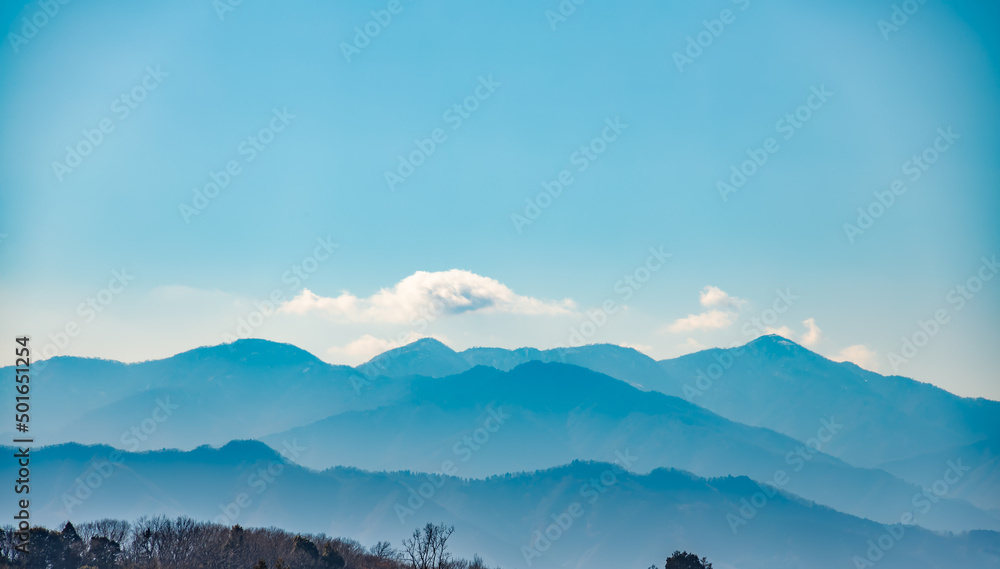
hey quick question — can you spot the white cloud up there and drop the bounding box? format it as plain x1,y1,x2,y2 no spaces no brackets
279,269,575,324
679,337,707,353
699,285,746,309
620,342,655,355
668,309,735,332
326,332,447,364
666,286,745,333
764,325,795,338
834,344,879,372
801,318,822,347
762,319,821,347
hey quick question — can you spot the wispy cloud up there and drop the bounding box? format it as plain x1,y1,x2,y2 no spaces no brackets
834,344,879,371
678,337,707,353
279,269,575,324
764,318,822,347
699,285,747,310
327,332,447,363
668,309,735,332
800,318,822,347
667,286,745,332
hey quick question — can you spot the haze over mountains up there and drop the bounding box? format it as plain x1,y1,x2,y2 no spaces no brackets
363,336,1000,468
263,361,998,532
4,335,998,568
10,441,1000,569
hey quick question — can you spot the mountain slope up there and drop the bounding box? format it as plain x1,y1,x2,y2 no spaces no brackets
878,437,1000,512
655,335,1000,467
361,336,1000,469
262,361,1000,533
9,441,999,569
0,339,405,449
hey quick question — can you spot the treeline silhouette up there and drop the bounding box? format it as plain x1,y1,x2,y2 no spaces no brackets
0,518,500,569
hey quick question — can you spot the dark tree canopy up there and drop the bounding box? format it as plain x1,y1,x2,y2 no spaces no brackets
664,550,713,569
0,517,497,569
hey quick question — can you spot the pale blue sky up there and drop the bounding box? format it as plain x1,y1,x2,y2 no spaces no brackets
1,0,998,399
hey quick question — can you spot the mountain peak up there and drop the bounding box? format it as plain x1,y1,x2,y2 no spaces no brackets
359,336,464,377
744,334,807,353
176,338,322,366
367,337,456,360
405,337,453,351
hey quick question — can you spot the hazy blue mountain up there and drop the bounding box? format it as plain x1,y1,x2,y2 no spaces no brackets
359,337,665,389
0,339,404,449
262,361,1000,533
12,337,998,536
656,335,1000,467
878,437,1000,512
359,337,474,378
361,336,1000,469
10,441,999,569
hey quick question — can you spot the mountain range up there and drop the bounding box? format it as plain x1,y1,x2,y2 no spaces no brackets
4,334,999,568
9,441,999,569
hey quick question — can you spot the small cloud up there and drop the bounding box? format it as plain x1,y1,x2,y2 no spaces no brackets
666,286,746,333
699,286,746,309
834,344,879,372
326,332,449,365
279,270,575,324
679,337,706,353
764,325,794,338
763,319,821,347
668,309,734,332
620,343,655,355
801,318,822,347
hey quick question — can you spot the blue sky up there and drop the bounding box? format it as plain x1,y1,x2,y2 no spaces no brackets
1,0,998,399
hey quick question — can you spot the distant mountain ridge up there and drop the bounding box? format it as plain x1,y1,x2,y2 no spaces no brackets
360,335,1000,467
6,335,998,536
8,441,999,569
263,360,1000,533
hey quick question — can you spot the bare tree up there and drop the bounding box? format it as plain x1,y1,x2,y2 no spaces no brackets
371,540,398,561
402,523,454,569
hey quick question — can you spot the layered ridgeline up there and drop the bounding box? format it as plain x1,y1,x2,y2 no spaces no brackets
262,361,998,533
5,442,998,569
0,340,407,449
3,337,997,538
361,335,1000,469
